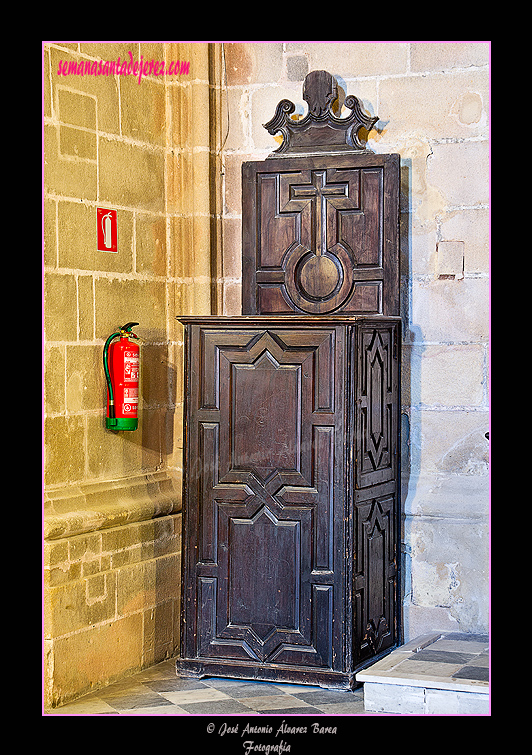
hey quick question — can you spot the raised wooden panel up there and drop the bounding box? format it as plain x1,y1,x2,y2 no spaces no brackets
181,323,346,670
242,153,400,317
229,507,300,633
353,491,398,665
231,355,300,480
356,322,400,489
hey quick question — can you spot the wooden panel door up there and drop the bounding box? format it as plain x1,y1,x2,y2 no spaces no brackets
242,153,400,317
181,323,347,676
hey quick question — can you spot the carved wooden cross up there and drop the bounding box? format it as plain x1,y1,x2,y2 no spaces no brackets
283,169,358,257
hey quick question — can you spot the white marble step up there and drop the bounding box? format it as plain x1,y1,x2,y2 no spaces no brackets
355,632,489,715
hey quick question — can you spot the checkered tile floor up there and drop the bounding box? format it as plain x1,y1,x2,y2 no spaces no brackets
45,633,489,716
45,661,369,715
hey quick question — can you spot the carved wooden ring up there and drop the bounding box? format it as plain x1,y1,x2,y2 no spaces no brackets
283,242,354,313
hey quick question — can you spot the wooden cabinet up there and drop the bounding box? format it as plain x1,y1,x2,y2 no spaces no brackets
176,316,401,689
176,70,402,689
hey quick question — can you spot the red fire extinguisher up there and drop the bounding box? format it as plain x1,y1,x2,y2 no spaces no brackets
103,322,140,431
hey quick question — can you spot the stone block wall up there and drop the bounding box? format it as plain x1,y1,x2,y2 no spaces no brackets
43,42,223,707
218,42,490,638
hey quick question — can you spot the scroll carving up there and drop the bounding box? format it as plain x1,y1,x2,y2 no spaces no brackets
263,70,378,158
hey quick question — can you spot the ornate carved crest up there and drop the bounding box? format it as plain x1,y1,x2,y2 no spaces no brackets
264,70,378,158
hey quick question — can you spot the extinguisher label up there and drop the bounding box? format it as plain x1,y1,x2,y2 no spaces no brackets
124,352,139,382
123,387,138,414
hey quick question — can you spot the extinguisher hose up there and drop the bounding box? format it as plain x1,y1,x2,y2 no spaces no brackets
103,331,122,419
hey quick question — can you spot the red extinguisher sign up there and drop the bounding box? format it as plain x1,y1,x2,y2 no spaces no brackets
97,208,118,253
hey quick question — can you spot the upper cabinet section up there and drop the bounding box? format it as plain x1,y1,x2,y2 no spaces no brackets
242,152,400,317
242,71,400,317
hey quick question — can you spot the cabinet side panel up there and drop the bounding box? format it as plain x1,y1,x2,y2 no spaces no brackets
353,320,400,667
353,488,398,665
356,321,399,488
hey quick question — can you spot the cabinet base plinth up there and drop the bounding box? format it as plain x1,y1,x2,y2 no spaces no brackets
175,657,358,690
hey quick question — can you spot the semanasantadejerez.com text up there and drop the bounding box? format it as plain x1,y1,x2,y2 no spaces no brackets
56,51,190,84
